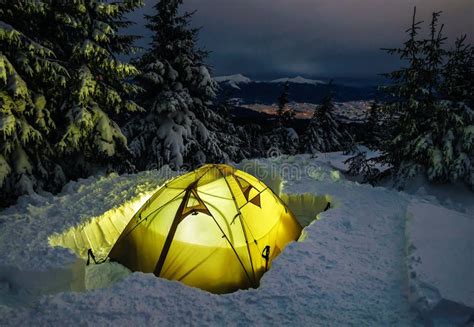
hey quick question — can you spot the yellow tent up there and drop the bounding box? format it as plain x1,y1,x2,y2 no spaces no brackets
109,164,302,293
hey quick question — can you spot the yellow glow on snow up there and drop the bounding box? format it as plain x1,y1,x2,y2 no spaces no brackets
330,170,341,181
280,192,332,226
48,190,157,259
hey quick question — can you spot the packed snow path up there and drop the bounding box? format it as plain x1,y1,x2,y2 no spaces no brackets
1,155,470,325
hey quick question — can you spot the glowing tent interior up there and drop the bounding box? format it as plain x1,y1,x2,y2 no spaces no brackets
108,164,302,294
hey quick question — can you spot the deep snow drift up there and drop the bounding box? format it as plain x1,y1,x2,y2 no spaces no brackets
0,154,472,326
406,201,474,322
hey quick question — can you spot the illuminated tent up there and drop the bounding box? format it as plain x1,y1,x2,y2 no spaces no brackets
109,164,302,293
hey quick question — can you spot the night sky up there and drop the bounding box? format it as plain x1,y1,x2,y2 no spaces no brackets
127,0,473,82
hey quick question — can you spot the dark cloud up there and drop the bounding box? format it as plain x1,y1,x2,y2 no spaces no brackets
127,0,473,81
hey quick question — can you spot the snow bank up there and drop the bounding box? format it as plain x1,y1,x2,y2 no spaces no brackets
0,168,173,304
85,262,131,291
406,201,474,322
403,176,474,215
280,193,332,226
0,155,471,326
0,258,85,307
48,191,155,260
1,155,419,325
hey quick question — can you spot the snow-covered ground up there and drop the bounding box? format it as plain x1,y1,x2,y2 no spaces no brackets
406,202,474,323
0,154,472,326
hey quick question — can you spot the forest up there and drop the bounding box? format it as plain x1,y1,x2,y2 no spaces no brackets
1,1,472,206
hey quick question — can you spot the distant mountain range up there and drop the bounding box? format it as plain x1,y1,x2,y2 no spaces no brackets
214,74,379,105
214,74,252,89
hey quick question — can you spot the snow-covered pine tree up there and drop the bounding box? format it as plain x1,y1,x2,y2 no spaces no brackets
379,8,437,184
242,123,267,158
266,127,300,156
0,1,68,202
214,96,252,159
344,150,380,183
302,82,352,154
442,35,473,107
126,0,244,170
46,0,144,177
380,9,473,188
276,82,295,124
436,35,474,187
267,82,299,155
364,100,384,149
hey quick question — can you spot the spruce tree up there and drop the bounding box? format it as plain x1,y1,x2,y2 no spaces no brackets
344,150,380,183
441,35,474,109
214,96,252,159
380,8,473,188
365,100,384,149
276,82,295,124
45,0,144,177
127,0,243,170
267,82,299,155
267,127,300,156
0,1,68,201
303,82,351,154
436,35,474,186
442,35,473,106
380,8,434,182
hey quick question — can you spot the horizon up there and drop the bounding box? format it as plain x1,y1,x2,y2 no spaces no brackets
211,73,382,86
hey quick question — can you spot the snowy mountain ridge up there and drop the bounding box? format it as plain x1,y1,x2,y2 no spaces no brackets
270,76,326,85
213,74,374,104
213,74,326,86
214,74,252,89
214,74,252,84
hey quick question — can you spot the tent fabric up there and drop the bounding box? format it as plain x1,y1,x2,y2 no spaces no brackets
108,164,302,294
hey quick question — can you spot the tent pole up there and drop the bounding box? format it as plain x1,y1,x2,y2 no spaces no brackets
215,166,258,286
154,186,192,277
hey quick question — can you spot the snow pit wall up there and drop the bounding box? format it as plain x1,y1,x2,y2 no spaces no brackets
0,258,85,305
281,193,333,227
238,160,335,226
404,201,474,323
0,190,154,305
49,191,155,260
38,191,155,295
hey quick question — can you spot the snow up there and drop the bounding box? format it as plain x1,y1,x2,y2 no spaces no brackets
214,74,251,89
270,76,325,85
85,262,131,291
214,74,251,84
0,154,472,325
0,170,164,270
406,201,474,314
